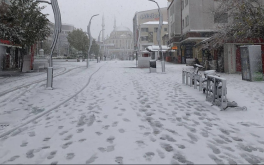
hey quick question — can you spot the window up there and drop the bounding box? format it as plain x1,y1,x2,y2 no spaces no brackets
185,0,188,6
140,36,149,41
186,15,189,27
182,19,184,29
164,28,167,32
181,0,184,10
214,12,228,23
154,28,158,32
141,28,148,32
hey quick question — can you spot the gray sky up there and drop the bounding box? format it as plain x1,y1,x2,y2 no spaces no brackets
40,0,168,40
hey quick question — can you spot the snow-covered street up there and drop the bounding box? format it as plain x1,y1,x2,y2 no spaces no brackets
0,61,264,164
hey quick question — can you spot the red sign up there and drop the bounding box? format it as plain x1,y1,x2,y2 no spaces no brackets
0,39,11,45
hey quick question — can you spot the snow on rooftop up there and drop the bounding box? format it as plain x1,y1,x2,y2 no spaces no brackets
143,21,168,25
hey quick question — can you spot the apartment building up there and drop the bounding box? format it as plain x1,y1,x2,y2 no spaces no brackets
168,0,264,73
133,8,168,55
168,0,217,64
40,22,75,57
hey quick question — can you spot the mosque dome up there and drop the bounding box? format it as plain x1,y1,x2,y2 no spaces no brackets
114,26,131,32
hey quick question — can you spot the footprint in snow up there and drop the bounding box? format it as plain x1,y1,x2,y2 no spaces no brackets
64,134,73,141
86,154,98,164
20,142,28,147
187,132,198,142
26,149,35,158
77,128,84,133
43,137,51,141
119,129,125,133
7,155,20,162
208,154,224,164
62,141,73,149
144,152,155,161
28,131,35,137
112,121,118,127
123,118,130,122
106,136,115,143
47,151,57,159
66,153,75,160
160,143,174,152
115,157,123,164
207,143,221,154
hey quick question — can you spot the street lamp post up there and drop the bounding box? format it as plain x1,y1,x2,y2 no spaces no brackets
149,0,165,73
87,14,99,68
36,0,62,89
98,29,104,63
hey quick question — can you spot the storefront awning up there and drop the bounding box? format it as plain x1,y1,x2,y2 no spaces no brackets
180,37,210,44
146,45,172,52
0,43,22,48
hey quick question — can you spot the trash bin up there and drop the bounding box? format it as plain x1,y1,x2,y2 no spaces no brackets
149,60,156,73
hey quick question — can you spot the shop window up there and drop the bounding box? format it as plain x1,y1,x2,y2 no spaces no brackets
141,28,149,32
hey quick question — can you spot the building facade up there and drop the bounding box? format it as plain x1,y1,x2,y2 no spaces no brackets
133,8,168,58
168,0,218,64
104,25,133,60
168,0,264,74
38,22,75,57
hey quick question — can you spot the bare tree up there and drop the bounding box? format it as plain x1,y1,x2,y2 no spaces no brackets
208,0,264,50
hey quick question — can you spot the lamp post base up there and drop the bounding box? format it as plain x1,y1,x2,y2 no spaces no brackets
46,67,53,90
161,60,165,73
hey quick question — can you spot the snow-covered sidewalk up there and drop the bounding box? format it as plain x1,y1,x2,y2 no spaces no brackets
0,61,263,164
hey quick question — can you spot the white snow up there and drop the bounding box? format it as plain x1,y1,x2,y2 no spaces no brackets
0,60,263,164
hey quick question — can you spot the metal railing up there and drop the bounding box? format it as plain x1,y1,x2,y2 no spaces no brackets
182,69,228,111
206,75,227,111
182,69,203,91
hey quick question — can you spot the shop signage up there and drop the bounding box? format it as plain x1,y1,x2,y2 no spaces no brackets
172,46,178,50
0,39,11,45
140,13,159,20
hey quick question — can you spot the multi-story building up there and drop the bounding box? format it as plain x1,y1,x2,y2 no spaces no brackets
103,21,133,60
168,0,218,64
38,22,75,57
168,0,264,73
133,8,168,59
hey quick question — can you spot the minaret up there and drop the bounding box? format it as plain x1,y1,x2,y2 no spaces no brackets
114,16,116,30
102,15,105,41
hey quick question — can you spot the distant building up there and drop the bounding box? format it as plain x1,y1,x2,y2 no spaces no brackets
40,22,75,57
103,18,133,60
133,8,168,58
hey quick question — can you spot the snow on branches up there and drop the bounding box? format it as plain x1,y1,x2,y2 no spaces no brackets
0,0,50,48
208,0,264,50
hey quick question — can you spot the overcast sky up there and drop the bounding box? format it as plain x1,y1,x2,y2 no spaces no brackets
40,0,168,40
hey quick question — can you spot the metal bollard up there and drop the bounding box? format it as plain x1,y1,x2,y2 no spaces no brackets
186,72,189,85
182,70,185,84
46,67,53,90
194,75,197,89
190,73,193,87
199,74,203,91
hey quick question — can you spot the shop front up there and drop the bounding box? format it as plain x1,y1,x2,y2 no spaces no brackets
0,40,22,71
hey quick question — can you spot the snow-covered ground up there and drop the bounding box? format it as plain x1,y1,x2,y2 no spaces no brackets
0,60,263,164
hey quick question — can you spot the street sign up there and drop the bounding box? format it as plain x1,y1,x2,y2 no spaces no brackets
172,46,178,50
